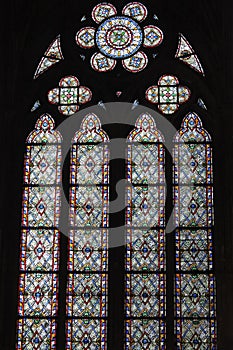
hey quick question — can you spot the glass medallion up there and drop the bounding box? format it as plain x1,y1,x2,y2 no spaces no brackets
92,3,117,23
90,52,116,72
122,51,148,72
122,2,148,22
79,86,92,104
143,25,163,48
96,16,143,59
76,27,96,49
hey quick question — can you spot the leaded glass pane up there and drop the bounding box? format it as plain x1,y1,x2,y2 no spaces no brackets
17,114,62,348
66,319,107,350
126,229,165,272
22,186,61,227
125,113,166,348
34,35,64,79
67,273,107,317
126,273,166,318
68,230,108,272
20,229,59,271
125,320,165,350
174,186,213,227
175,274,216,318
70,185,108,228
176,319,217,349
17,319,56,349
175,33,205,76
18,273,58,317
66,114,109,349
175,229,213,271
126,185,165,227
173,112,217,347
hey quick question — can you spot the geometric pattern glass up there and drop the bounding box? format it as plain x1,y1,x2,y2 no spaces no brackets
16,114,62,349
125,113,166,349
173,112,217,349
66,113,109,350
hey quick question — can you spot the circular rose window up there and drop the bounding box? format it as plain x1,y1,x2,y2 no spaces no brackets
95,16,143,59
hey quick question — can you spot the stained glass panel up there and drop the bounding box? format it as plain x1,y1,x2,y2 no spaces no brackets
175,229,213,271
175,33,205,76
146,75,191,115
125,113,166,348
34,35,64,79
48,76,92,116
16,114,62,349
20,229,59,271
122,2,148,22
17,319,56,350
176,319,217,350
66,319,107,350
125,320,166,350
173,112,217,348
66,113,109,349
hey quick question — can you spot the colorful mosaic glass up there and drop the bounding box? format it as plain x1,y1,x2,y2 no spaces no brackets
125,113,166,348
17,114,62,349
122,2,148,22
76,3,164,73
122,51,148,73
175,274,216,318
48,76,92,116
17,319,56,349
34,35,64,79
66,113,109,349
126,320,165,350
175,229,213,272
146,74,191,115
176,319,217,350
92,3,117,23
67,319,107,350
173,112,217,348
96,16,143,59
175,33,205,76
143,25,163,48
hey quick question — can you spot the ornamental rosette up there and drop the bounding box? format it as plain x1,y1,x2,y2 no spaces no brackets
76,2,164,73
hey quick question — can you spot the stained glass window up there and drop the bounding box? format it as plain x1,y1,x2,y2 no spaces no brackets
125,113,166,349
34,35,64,79
173,112,217,349
66,113,109,349
12,1,222,347
146,74,191,115
16,114,62,349
175,33,205,76
76,3,163,73
48,76,92,116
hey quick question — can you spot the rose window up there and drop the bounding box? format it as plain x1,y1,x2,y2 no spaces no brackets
76,2,164,73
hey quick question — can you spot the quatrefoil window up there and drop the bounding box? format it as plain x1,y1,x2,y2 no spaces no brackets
146,75,191,114
48,76,92,116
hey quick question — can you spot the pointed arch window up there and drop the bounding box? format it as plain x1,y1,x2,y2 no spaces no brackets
125,113,166,348
11,2,222,348
173,112,217,348
66,114,109,349
16,114,62,349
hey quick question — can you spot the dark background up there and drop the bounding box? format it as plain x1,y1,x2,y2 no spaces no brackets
1,0,233,348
